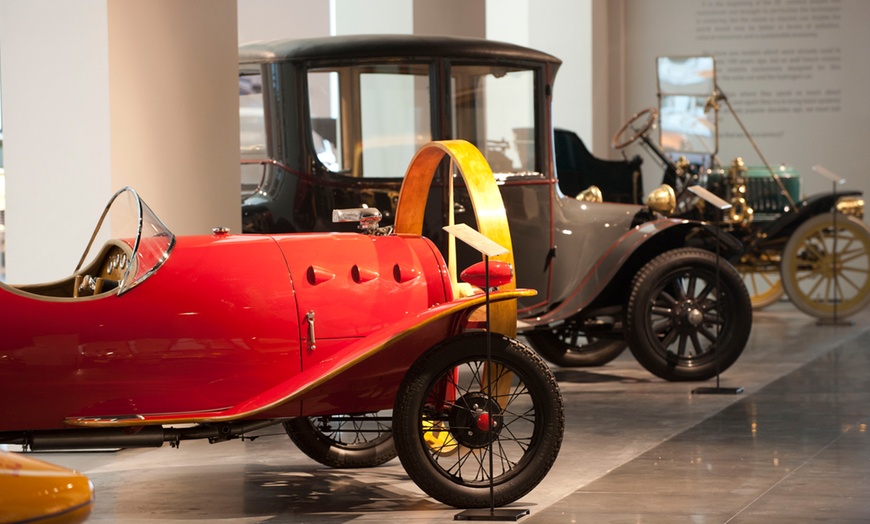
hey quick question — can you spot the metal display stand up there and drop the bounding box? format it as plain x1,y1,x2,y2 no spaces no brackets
444,224,530,522
687,186,745,395
811,165,853,327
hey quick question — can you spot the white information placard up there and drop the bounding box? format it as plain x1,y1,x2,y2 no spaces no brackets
443,223,509,257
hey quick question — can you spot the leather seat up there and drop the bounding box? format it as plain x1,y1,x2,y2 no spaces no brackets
554,128,643,204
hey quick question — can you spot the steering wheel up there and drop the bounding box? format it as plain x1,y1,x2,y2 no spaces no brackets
612,107,658,150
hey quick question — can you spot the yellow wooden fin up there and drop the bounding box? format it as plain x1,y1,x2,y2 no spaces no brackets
394,140,517,337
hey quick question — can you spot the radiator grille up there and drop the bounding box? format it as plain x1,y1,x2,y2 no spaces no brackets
746,166,800,216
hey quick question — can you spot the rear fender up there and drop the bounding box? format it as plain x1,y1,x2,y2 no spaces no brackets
751,191,863,247
522,219,741,328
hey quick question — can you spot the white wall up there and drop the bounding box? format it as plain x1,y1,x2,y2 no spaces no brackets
238,0,329,44
337,0,411,34
529,0,594,151
0,0,112,283
489,0,597,152
618,0,870,204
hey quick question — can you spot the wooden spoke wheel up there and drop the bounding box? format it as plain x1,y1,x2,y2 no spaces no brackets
735,252,785,309
781,213,870,319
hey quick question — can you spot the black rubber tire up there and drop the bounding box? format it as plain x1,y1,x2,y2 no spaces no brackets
284,412,396,468
393,332,564,508
525,325,627,367
625,248,752,381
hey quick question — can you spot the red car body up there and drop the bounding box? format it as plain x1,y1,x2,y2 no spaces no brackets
2,232,455,431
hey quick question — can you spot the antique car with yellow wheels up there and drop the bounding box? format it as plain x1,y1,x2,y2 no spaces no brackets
588,55,870,320
0,145,565,510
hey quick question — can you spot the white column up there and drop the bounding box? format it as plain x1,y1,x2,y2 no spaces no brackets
107,0,240,237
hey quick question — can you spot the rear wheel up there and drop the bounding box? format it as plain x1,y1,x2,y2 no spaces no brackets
284,412,396,468
626,248,752,381
393,332,563,508
735,251,784,309
781,213,870,319
524,317,626,367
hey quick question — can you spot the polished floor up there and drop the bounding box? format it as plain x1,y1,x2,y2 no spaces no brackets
14,301,870,523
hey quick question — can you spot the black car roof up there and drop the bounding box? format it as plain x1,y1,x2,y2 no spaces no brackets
238,34,561,68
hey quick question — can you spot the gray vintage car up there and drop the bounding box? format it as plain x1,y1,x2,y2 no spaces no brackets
238,34,751,384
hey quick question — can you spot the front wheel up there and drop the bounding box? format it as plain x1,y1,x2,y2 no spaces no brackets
626,248,752,381
393,332,564,508
781,213,870,319
284,412,396,468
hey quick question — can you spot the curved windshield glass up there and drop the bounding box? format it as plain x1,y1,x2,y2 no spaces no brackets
75,187,175,295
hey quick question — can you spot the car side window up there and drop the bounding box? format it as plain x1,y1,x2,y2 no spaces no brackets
308,64,432,179
239,72,267,195
450,66,538,177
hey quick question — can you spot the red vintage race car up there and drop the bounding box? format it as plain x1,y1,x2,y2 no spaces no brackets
0,142,564,509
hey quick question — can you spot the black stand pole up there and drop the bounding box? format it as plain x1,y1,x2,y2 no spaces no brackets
690,189,743,395
455,255,529,521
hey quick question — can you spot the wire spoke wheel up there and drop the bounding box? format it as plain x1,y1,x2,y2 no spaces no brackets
781,213,870,319
284,411,396,468
393,332,563,508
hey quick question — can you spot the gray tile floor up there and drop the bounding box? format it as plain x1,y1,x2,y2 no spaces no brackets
17,302,870,523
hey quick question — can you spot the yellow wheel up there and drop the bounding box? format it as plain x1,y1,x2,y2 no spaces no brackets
781,213,870,319
422,419,458,456
736,252,785,309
